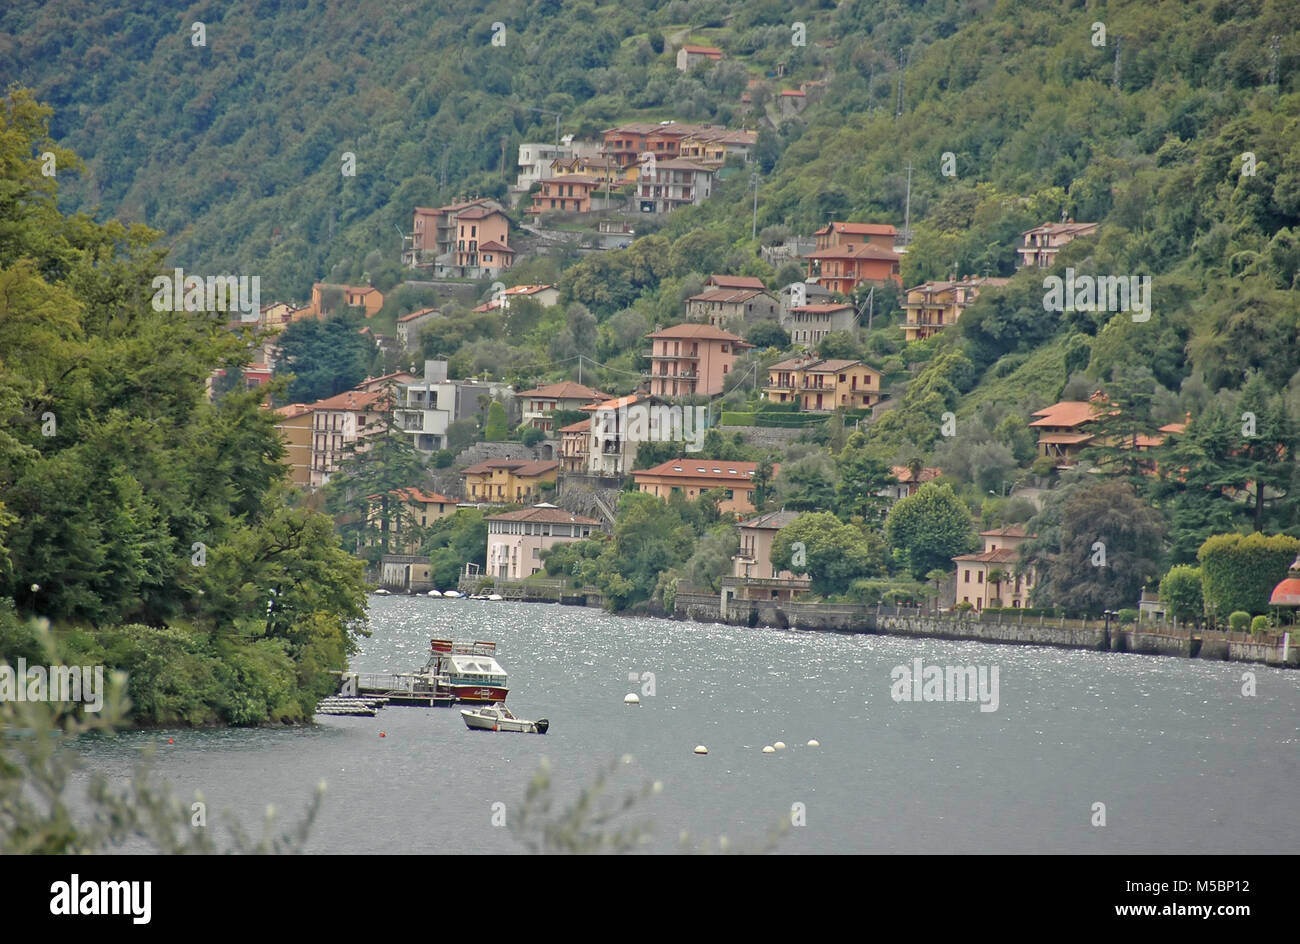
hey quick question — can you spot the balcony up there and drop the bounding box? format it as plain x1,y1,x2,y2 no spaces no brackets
644,350,698,360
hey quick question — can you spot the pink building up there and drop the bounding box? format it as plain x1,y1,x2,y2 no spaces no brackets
644,323,751,397
485,504,600,580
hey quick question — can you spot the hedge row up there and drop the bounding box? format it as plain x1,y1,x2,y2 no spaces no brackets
720,411,828,428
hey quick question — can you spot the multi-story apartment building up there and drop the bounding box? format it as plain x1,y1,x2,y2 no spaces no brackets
559,418,591,472
516,381,610,432
803,221,902,293
406,199,513,277
308,388,388,487
274,402,315,488
485,505,600,579
901,276,1010,342
644,323,750,397
582,394,668,476
461,459,559,503
783,303,857,345
636,159,715,214
764,355,882,411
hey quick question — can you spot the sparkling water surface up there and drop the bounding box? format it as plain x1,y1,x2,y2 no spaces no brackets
75,596,1300,854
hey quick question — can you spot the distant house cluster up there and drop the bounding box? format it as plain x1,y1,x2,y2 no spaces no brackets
405,198,514,277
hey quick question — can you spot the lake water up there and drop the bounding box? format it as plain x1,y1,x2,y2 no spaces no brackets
76,596,1300,854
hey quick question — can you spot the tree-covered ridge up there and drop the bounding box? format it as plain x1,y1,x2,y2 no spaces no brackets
0,91,368,725
0,0,984,299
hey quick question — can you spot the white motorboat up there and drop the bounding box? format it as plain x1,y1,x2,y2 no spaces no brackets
486,593,503,601
442,590,464,599
460,702,548,734
427,589,442,597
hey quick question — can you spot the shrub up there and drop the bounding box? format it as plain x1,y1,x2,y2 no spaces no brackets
1228,610,1252,632
1030,455,1056,477
1158,564,1203,621
1116,608,1139,624
1251,615,1270,634
433,449,455,468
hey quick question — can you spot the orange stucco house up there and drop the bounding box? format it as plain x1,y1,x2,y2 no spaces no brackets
644,323,751,397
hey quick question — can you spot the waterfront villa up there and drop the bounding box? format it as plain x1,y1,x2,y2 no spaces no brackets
952,525,1037,611
485,504,600,580
722,509,812,604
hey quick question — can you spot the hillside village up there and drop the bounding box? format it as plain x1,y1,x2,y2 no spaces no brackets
8,0,1297,660
213,89,1296,632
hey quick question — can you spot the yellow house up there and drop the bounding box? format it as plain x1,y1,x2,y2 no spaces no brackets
764,356,882,411
953,526,1037,611
460,459,559,503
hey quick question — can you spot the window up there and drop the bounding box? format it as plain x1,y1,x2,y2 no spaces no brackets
977,571,983,584
964,570,970,583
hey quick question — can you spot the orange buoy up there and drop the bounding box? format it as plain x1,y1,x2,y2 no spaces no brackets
167,738,174,744
379,732,386,738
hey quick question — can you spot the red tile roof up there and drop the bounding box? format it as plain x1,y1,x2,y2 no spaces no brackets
397,307,438,323
707,275,767,290
517,381,611,401
460,458,559,477
486,505,599,524
310,388,387,412
815,222,898,237
645,323,749,342
633,458,776,481
1029,401,1106,428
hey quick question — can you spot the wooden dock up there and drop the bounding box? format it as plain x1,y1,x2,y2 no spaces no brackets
340,671,456,707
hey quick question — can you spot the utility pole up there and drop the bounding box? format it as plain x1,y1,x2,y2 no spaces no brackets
1270,35,1280,89
751,171,760,240
1113,36,1121,90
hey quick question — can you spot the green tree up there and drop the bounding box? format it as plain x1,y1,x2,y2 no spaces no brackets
1022,481,1166,616
484,401,508,441
770,512,884,598
1158,564,1204,622
835,432,894,523
885,482,977,579
323,401,427,563
1197,532,1300,620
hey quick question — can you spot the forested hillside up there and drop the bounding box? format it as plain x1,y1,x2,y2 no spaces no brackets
1,0,957,298
3,0,1300,631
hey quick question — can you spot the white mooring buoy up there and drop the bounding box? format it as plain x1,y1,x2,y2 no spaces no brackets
762,745,775,753
624,693,640,705
693,745,708,755
807,739,820,748
774,741,786,750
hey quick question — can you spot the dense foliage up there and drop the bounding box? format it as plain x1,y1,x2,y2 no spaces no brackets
0,92,367,725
